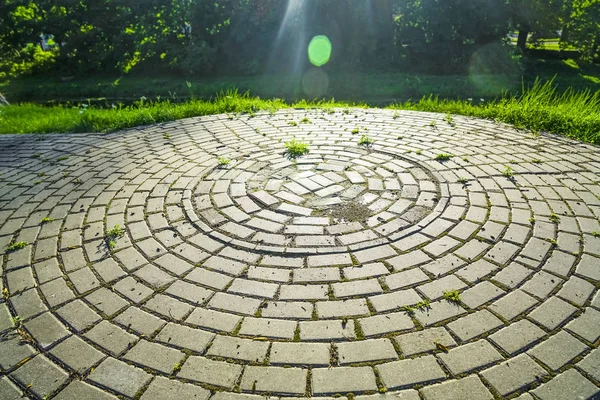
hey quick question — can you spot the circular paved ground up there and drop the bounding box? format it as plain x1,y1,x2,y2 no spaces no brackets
1,109,599,400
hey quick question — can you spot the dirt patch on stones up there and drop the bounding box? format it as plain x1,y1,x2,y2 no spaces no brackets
328,200,372,223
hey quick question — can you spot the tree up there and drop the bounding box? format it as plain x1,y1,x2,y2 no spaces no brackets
564,0,600,60
394,0,510,72
509,0,564,52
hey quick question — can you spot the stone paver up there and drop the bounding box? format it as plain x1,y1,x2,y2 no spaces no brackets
312,366,378,394
1,109,598,399
420,375,493,400
178,356,242,389
377,356,447,389
88,357,152,398
437,340,504,375
480,354,548,397
531,369,599,400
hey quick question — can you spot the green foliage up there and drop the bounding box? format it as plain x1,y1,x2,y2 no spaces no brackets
41,217,53,223
6,241,28,252
0,0,599,81
218,157,231,166
549,213,561,223
395,0,513,73
284,138,309,158
561,0,600,61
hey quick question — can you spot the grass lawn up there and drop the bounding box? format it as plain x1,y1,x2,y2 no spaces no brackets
1,80,599,145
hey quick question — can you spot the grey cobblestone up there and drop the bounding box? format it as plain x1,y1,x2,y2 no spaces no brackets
88,357,152,397
480,354,548,397
378,356,446,389
312,366,378,394
420,375,493,400
394,327,457,356
527,330,587,371
337,338,398,364
241,366,307,395
437,339,504,375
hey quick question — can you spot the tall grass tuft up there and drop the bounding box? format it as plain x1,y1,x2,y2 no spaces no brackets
391,79,600,144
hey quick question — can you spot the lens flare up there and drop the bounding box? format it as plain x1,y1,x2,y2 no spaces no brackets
308,35,332,67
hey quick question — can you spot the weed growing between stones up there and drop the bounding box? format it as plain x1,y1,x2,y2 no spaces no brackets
218,157,231,167
358,134,374,147
444,113,455,126
284,138,309,158
6,241,28,252
434,153,452,161
106,224,125,249
402,299,431,315
503,165,514,178
443,289,461,304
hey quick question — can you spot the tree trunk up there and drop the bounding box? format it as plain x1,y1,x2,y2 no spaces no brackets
560,25,569,44
517,29,528,52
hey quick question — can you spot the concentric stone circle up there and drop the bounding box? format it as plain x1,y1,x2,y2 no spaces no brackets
0,108,599,400
190,143,443,254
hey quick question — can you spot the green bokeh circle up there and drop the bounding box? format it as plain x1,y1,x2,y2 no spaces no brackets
308,35,332,67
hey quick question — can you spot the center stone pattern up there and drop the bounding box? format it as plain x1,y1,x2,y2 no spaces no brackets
192,146,442,252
